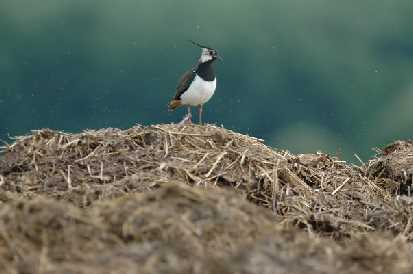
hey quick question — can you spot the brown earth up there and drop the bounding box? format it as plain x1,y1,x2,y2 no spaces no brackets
0,124,412,274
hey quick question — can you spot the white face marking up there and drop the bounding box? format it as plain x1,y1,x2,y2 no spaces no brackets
199,48,213,63
180,75,216,106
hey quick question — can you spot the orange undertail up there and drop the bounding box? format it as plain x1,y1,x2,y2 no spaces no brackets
168,99,182,111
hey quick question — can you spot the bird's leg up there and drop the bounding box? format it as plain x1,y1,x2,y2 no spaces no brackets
198,104,203,125
187,106,192,118
179,106,192,125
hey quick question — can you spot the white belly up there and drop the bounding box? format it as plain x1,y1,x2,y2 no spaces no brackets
181,75,216,106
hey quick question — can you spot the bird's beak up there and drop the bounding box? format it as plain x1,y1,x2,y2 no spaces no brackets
216,54,223,61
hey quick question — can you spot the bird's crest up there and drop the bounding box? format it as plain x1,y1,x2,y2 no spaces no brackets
189,40,213,50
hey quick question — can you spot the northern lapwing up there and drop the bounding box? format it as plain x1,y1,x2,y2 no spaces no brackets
168,41,221,124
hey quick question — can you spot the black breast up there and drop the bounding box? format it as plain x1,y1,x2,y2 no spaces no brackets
196,61,215,81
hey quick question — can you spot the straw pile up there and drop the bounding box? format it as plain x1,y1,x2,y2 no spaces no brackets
0,124,412,274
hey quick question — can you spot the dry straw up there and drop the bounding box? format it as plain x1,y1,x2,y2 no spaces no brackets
0,124,413,273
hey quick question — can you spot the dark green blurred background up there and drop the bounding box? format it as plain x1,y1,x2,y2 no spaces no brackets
1,0,413,161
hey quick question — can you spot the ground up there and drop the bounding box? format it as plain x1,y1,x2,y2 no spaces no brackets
0,124,412,274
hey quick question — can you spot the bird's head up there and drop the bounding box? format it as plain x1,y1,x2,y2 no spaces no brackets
190,40,222,63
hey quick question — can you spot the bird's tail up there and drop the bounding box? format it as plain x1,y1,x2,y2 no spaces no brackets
168,99,182,111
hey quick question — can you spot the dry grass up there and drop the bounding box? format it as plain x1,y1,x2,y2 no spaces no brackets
0,124,412,273
367,140,413,195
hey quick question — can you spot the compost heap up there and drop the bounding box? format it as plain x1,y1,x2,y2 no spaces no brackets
0,124,412,274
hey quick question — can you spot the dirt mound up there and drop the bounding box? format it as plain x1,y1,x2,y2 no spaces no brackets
367,140,413,195
0,125,284,206
0,183,411,274
0,184,274,274
1,124,413,273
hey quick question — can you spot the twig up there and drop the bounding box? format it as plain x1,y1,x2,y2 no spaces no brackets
332,178,350,195
164,137,169,158
61,139,80,149
257,165,274,183
67,165,72,190
60,166,73,191
75,145,101,162
205,152,227,177
191,153,210,171
123,162,129,176
87,165,93,176
354,153,365,166
100,162,104,181
402,217,412,237
183,169,203,185
334,217,375,230
240,149,248,167
272,159,280,214
224,140,234,148
224,156,240,171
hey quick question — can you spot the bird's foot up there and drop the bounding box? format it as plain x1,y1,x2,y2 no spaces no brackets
178,113,192,125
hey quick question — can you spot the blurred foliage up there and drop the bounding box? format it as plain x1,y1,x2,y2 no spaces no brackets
1,0,413,161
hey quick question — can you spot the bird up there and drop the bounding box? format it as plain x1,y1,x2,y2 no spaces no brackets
168,41,222,125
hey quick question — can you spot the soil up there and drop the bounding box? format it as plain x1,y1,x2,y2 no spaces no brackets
0,124,412,274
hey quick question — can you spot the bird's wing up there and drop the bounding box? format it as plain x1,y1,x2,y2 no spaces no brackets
173,70,196,100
